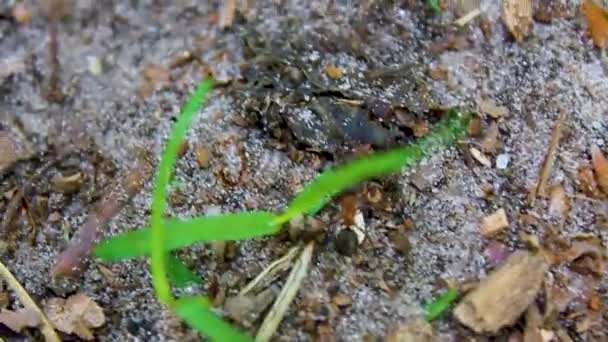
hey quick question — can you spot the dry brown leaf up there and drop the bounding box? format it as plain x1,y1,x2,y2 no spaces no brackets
325,64,344,80
577,164,600,197
454,250,548,334
0,308,41,333
588,290,602,311
45,293,105,340
502,0,533,42
582,0,608,48
548,184,571,218
590,145,608,194
561,235,606,277
480,208,509,237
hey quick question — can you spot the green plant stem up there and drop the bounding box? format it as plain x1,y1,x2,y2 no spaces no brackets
150,78,214,305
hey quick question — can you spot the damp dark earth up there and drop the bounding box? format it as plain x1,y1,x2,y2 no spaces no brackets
1,0,608,341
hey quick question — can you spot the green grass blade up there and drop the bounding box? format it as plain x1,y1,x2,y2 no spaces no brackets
167,254,202,288
278,109,471,223
423,286,459,321
277,147,422,223
150,78,214,304
429,0,443,11
94,211,280,261
174,296,253,342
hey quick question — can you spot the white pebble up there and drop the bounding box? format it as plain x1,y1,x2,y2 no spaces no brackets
496,153,510,170
86,56,103,75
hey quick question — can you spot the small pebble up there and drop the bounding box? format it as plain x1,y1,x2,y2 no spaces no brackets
195,145,211,169
86,56,103,75
496,153,510,170
335,228,358,256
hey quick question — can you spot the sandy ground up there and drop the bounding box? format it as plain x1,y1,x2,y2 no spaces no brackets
1,0,607,341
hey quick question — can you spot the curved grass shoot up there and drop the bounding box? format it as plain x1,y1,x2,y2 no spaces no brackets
149,78,214,305
93,80,471,340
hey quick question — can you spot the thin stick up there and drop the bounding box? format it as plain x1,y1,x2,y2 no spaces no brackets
51,153,154,278
239,246,300,296
255,242,314,342
0,260,61,342
530,112,567,205
454,8,481,27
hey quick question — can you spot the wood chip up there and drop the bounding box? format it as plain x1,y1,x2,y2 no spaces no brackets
51,172,83,194
470,147,492,167
454,250,548,334
502,0,533,42
590,145,608,194
478,99,509,118
582,0,608,48
325,64,344,80
548,184,570,218
480,208,509,237
386,319,439,342
531,112,566,204
219,0,236,29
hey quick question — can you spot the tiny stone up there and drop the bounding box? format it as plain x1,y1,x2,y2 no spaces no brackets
335,228,358,256
194,145,211,168
87,56,103,75
496,153,510,169
390,231,411,255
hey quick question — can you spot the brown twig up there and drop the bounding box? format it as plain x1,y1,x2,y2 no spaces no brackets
0,260,61,342
530,112,567,205
51,153,154,278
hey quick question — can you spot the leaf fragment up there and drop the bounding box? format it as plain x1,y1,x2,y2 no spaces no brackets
0,308,41,333
44,293,105,340
591,145,608,194
582,0,608,48
481,208,509,237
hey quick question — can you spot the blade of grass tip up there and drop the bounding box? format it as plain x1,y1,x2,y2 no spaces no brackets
150,78,214,305
94,211,280,261
175,296,253,342
167,254,202,288
424,286,459,321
